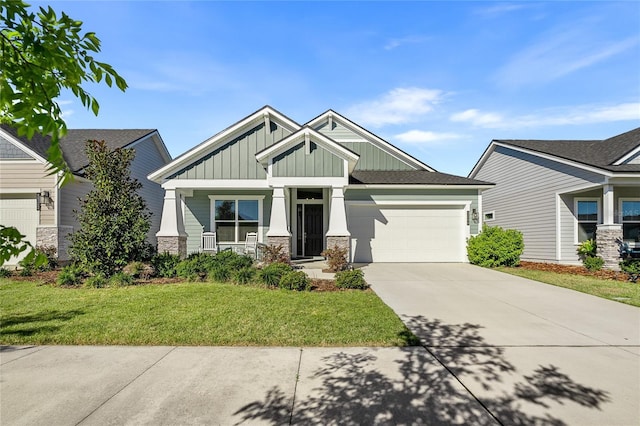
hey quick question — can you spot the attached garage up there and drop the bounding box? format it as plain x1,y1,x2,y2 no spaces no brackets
347,202,469,263
0,195,39,264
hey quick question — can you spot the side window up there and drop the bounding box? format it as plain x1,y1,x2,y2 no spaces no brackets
576,200,599,242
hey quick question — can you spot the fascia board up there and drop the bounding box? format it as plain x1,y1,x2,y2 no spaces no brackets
490,142,614,178
306,110,435,172
127,131,172,164
0,128,48,164
468,141,495,178
161,179,270,190
346,184,495,190
148,107,301,182
256,128,359,166
613,145,640,165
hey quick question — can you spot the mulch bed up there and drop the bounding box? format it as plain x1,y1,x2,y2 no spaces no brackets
516,261,629,282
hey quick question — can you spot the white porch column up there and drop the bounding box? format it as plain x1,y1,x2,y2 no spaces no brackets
602,184,615,225
267,186,291,256
156,189,187,257
326,187,350,237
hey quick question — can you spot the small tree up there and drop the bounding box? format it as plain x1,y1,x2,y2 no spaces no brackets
69,140,151,276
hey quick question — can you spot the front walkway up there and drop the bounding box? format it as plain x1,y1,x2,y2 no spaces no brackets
363,263,640,426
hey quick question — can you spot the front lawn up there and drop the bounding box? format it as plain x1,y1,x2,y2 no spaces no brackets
0,279,417,346
498,267,640,307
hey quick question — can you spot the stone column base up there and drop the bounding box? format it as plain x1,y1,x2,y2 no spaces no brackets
36,225,74,262
267,236,291,259
157,236,187,258
326,236,351,261
596,224,623,270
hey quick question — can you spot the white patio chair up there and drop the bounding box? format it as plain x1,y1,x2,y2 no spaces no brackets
201,232,218,253
243,232,258,258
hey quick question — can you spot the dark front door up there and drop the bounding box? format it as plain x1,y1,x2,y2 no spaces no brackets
304,204,323,256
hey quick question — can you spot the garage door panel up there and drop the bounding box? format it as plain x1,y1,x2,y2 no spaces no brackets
0,196,39,264
348,205,466,263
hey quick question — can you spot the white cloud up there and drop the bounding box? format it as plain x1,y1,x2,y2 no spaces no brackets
474,3,528,17
497,25,639,88
449,102,640,129
384,35,430,50
450,109,504,126
394,130,461,145
346,87,446,127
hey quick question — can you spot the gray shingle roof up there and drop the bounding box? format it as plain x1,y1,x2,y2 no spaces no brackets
1,125,155,173
496,127,640,172
350,170,493,186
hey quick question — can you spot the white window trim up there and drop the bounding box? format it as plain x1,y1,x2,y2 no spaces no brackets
209,196,264,243
483,211,496,222
574,198,600,244
619,197,640,244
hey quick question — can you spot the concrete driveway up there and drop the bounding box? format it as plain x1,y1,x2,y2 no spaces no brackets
363,263,640,426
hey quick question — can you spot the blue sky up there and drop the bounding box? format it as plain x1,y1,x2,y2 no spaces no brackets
41,1,640,176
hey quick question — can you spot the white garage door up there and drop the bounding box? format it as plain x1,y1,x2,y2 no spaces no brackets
347,204,467,263
0,196,39,264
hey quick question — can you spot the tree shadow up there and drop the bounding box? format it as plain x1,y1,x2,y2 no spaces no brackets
1,309,84,337
234,315,610,425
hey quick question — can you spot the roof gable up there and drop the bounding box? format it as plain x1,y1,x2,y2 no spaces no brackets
0,129,46,162
149,106,300,183
305,110,435,172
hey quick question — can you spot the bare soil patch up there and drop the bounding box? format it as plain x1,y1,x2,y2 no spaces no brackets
517,261,628,282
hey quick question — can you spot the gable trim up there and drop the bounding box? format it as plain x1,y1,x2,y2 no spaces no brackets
306,110,435,172
148,106,301,183
0,128,48,164
614,145,640,165
470,141,614,179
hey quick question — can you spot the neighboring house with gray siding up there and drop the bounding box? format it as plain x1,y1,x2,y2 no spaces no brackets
0,125,171,266
469,127,640,268
149,106,493,263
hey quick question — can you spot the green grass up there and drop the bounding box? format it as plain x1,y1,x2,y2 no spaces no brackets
0,279,417,346
498,268,640,307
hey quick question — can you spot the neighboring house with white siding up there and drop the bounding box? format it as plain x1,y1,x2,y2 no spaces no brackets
148,106,493,263
0,125,171,266
469,127,640,268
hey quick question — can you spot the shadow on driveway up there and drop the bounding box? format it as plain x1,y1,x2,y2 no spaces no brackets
234,315,609,425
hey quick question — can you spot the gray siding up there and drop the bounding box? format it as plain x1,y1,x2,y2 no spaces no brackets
316,121,413,171
59,180,91,230
184,190,272,254
272,142,344,177
346,188,481,234
474,146,604,262
171,123,291,180
0,136,32,159
0,161,57,226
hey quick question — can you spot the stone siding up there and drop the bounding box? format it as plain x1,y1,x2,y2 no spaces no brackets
157,236,187,258
36,226,73,261
596,224,623,270
267,236,291,259
326,236,350,262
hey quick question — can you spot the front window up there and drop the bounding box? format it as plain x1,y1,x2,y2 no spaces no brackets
576,199,599,242
213,198,260,243
621,199,640,242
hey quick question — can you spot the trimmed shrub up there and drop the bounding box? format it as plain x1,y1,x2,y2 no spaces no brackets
208,264,231,282
620,259,640,283
259,262,293,287
84,274,108,288
321,245,349,272
577,239,597,259
0,268,11,278
57,265,85,286
467,225,524,267
176,252,217,281
279,270,310,291
232,267,255,285
262,244,290,265
151,252,180,278
215,250,253,270
109,272,134,287
583,256,605,271
335,269,369,290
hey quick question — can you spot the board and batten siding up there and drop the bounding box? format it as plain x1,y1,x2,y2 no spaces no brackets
315,121,413,171
474,146,604,262
171,123,291,180
345,188,481,235
0,160,57,226
272,142,344,177
184,190,272,254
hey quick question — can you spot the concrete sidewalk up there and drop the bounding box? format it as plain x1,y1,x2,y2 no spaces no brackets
364,263,640,426
1,345,496,425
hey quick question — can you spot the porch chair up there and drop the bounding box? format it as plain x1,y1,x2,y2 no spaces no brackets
201,232,218,253
243,232,258,259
